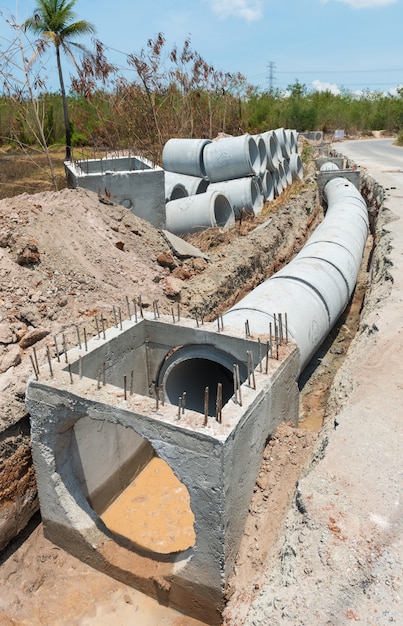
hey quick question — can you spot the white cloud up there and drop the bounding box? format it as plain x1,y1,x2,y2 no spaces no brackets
321,0,397,8
209,0,264,21
312,79,341,95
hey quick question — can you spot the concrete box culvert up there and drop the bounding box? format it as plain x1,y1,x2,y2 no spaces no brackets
162,138,211,178
203,134,261,182
209,177,263,217
27,314,299,624
165,190,235,235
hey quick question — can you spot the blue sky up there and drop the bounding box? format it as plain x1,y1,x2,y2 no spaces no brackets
1,0,402,95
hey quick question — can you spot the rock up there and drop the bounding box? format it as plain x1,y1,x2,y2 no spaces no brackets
0,345,21,373
157,252,178,270
192,257,208,272
162,276,183,298
15,237,40,266
17,306,42,328
19,328,49,349
0,323,15,345
115,241,125,251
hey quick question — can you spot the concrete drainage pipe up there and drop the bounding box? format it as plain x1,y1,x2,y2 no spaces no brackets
222,175,369,374
252,135,268,174
209,177,264,217
203,134,261,183
289,153,304,181
259,171,274,202
274,127,290,160
165,190,235,235
261,130,281,173
165,171,209,201
162,138,211,178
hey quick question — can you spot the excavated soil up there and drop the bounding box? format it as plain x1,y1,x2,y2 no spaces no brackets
0,157,378,624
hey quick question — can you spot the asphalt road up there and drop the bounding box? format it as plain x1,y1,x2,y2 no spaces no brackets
336,137,403,190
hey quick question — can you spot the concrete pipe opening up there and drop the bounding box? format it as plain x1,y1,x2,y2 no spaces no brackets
158,345,246,415
165,191,235,235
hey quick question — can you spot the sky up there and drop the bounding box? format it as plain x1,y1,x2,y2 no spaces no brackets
1,0,403,95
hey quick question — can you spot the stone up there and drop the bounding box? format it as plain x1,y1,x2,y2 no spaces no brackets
0,345,21,373
19,328,49,349
15,237,40,266
157,252,178,270
0,323,15,345
162,276,183,298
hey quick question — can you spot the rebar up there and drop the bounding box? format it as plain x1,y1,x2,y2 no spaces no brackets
54,336,60,362
75,325,82,350
204,387,209,425
215,383,223,423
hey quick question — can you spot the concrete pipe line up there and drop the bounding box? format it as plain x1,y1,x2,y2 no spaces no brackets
164,171,209,201
222,174,368,374
165,190,235,235
209,177,264,217
162,138,211,178
160,168,368,411
203,134,261,183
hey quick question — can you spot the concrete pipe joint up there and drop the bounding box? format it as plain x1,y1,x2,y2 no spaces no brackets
209,177,264,218
203,134,261,183
252,135,268,174
165,171,209,201
162,138,211,179
165,190,235,235
261,131,281,173
259,171,274,202
274,128,290,160
289,153,304,181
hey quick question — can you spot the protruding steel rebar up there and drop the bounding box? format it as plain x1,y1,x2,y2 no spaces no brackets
62,336,68,364
119,307,123,330
265,340,269,374
126,296,131,320
155,385,159,411
233,363,242,406
247,350,256,389
101,314,106,339
30,354,39,380
177,303,181,322
216,383,223,423
279,313,284,345
258,338,262,373
204,387,209,425
139,295,144,318
245,319,250,337
181,391,186,415
68,364,73,384
95,315,100,339
84,328,88,352
171,307,175,323
285,312,289,344
130,370,134,395
79,356,83,380
54,336,60,362
177,397,182,420
75,325,82,350
133,300,138,323
32,346,40,374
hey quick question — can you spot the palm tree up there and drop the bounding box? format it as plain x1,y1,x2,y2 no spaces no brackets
24,0,95,160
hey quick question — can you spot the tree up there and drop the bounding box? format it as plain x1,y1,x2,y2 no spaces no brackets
24,0,95,160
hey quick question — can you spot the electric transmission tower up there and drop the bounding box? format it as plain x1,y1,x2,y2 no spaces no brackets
267,61,276,92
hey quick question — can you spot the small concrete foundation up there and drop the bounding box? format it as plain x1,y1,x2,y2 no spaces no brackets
65,155,166,228
27,313,299,624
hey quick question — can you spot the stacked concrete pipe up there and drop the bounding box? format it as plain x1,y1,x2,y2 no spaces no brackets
162,129,303,234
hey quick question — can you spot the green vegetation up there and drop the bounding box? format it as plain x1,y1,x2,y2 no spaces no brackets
1,8,403,194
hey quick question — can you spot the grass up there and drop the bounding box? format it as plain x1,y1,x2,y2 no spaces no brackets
0,147,68,199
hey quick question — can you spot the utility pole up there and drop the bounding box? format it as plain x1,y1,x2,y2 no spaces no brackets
267,61,276,92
